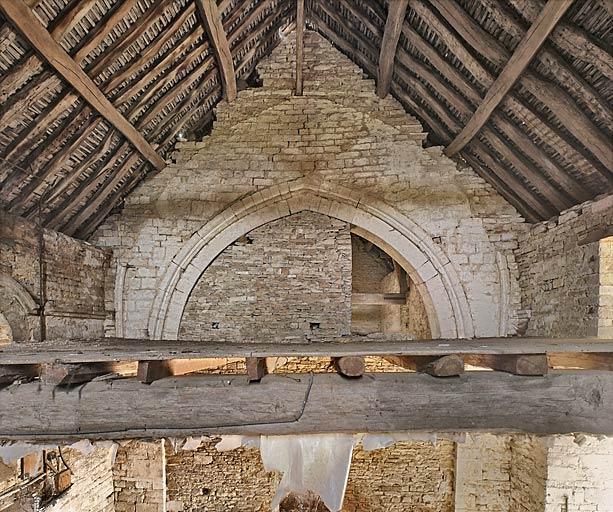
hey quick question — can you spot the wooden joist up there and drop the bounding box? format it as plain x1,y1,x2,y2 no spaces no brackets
464,354,548,376
39,363,115,386
137,360,172,384
0,371,611,440
0,0,166,171
295,0,305,95
445,0,574,156
195,0,237,102
246,357,269,381
386,355,464,377
1,337,612,365
376,0,408,98
333,356,365,377
352,293,407,305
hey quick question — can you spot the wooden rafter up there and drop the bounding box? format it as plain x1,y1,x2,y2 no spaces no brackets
295,0,305,95
0,0,166,171
376,0,408,98
195,0,237,102
445,0,575,157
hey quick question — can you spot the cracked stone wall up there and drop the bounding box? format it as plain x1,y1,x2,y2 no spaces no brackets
0,210,109,340
515,195,613,337
92,29,523,341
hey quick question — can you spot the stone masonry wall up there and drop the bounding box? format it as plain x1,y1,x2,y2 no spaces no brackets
179,211,351,341
92,30,524,341
112,440,165,512
44,445,115,512
515,195,613,337
455,434,547,512
164,438,455,512
0,210,109,340
600,236,613,337
545,435,613,512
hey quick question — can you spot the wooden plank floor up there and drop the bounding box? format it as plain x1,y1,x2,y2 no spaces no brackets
1,336,612,364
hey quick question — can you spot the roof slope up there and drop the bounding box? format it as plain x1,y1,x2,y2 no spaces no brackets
0,0,610,237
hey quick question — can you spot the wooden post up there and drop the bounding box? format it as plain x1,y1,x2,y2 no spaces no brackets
295,0,305,95
246,357,269,381
137,360,172,383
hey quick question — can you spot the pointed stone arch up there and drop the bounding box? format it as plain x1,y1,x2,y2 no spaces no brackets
148,179,475,340
0,274,39,343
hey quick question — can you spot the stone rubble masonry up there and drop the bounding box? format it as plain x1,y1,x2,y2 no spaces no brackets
600,236,613,337
179,211,352,341
44,445,115,512
112,440,165,512
515,194,613,337
0,210,110,340
544,435,613,512
91,30,524,340
164,437,455,512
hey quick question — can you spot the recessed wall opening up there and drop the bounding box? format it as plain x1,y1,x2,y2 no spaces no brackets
0,312,12,346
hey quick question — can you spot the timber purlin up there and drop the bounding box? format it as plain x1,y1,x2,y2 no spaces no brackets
0,0,610,237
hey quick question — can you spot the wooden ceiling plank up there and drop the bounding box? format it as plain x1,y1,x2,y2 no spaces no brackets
62,151,141,236
8,118,104,213
445,0,574,156
72,0,141,64
395,53,580,208
507,0,613,81
408,0,603,189
46,141,131,230
124,37,211,123
75,163,147,239
195,0,237,102
376,0,408,98
37,129,117,210
295,0,305,95
87,1,173,77
109,27,204,105
426,0,610,170
476,0,612,132
0,108,93,204
0,52,44,103
0,0,165,170
102,3,196,94
2,91,80,167
398,27,589,203
49,0,97,41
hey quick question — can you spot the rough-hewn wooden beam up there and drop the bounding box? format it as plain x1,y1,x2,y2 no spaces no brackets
445,0,574,156
352,293,406,305
246,357,269,381
376,0,408,98
195,0,237,102
295,0,305,95
464,354,548,375
386,355,465,377
0,0,165,171
1,371,611,440
137,361,172,384
333,356,365,377
2,337,612,365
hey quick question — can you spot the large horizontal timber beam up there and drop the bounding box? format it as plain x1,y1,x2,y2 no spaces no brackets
443,0,576,156
0,371,612,441
0,0,166,171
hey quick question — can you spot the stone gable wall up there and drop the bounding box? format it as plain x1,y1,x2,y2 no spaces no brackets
515,195,613,336
92,30,524,340
0,210,109,340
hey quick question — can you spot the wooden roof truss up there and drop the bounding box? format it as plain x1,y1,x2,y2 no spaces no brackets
0,0,610,237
